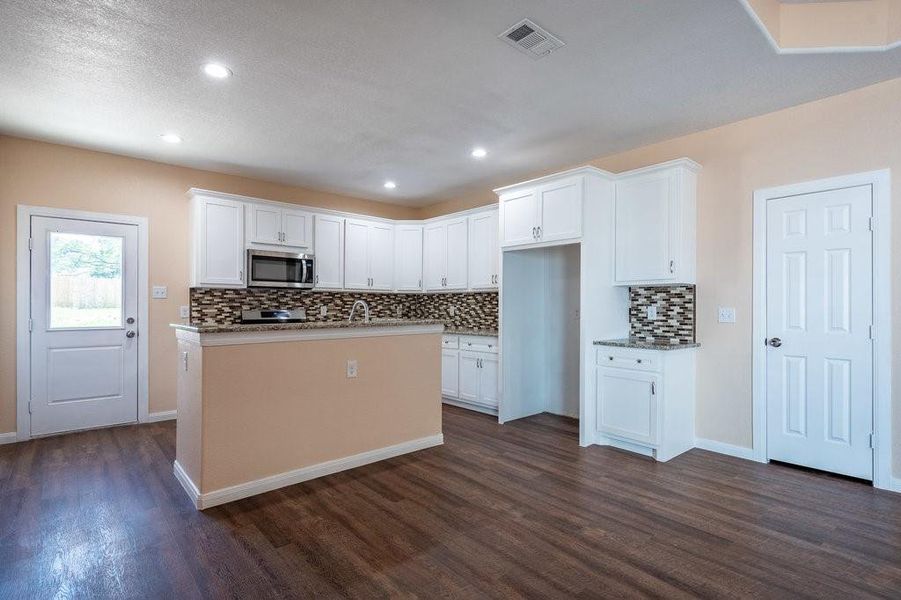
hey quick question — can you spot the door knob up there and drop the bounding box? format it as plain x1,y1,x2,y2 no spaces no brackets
126,330,137,339
767,337,782,348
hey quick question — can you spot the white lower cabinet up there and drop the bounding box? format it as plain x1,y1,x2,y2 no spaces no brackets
594,346,695,461
441,335,498,414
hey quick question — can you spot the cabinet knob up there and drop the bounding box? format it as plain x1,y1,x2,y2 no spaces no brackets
636,359,642,364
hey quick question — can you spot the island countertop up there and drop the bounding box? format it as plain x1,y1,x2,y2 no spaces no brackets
171,319,445,334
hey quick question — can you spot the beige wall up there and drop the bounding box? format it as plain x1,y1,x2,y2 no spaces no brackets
178,333,442,493
430,76,901,475
0,136,419,433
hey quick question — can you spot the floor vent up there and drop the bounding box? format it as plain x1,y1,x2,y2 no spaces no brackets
498,18,565,59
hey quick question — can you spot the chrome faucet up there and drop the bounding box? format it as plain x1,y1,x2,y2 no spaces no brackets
348,300,370,323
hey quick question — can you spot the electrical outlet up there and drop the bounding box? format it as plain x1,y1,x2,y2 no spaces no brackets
179,305,190,319
395,305,402,318
646,305,658,321
320,305,328,318
152,286,168,299
718,307,736,323
346,359,358,378
448,305,456,317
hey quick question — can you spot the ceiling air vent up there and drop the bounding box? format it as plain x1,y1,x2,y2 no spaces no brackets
499,18,565,59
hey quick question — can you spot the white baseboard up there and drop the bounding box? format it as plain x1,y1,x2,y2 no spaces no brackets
694,437,756,461
178,433,444,510
0,431,17,445
173,460,201,509
146,410,177,423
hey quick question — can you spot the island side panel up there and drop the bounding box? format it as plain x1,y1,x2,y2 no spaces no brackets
199,332,442,493
175,338,204,490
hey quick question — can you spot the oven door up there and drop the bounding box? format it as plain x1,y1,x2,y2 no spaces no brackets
247,251,315,288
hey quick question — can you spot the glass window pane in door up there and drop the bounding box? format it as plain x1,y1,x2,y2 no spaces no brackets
49,232,123,328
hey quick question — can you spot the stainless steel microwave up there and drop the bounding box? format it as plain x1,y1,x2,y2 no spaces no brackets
247,250,315,289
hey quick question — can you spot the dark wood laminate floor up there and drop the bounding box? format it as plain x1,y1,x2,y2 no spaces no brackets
2,406,901,599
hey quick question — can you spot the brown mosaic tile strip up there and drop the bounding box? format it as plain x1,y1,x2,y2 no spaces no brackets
629,285,696,344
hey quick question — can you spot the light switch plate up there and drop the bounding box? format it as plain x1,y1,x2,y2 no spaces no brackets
448,305,456,317
179,305,190,319
152,286,168,299
718,307,736,323
320,306,328,317
346,360,358,378
646,305,658,321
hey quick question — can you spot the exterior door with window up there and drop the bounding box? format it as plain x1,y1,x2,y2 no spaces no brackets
30,216,139,436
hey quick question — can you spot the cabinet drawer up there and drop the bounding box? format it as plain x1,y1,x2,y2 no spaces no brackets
595,348,659,372
459,336,498,353
442,335,459,349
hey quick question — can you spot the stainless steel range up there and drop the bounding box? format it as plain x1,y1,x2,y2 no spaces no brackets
240,308,307,324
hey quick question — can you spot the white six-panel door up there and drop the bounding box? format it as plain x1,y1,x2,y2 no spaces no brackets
765,185,874,480
30,216,139,436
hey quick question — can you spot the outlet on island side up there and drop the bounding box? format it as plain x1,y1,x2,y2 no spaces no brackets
346,359,358,378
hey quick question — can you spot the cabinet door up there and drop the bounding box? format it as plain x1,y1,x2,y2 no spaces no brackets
198,197,245,286
538,178,582,242
468,210,498,289
282,208,313,248
395,226,423,291
614,172,675,283
596,367,659,445
444,218,468,290
423,223,446,291
344,219,370,289
368,223,394,290
500,189,539,247
441,350,459,398
250,205,282,245
314,215,344,289
478,354,499,408
458,351,480,403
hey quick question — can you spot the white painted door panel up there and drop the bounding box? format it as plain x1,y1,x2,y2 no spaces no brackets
281,208,312,248
538,179,581,242
614,172,674,283
199,197,244,286
423,223,446,291
458,351,480,403
344,219,370,289
597,367,658,445
368,223,394,290
313,215,344,289
441,350,459,398
500,190,539,247
251,205,282,245
30,216,139,436
469,211,498,289
765,185,873,480
444,218,468,289
395,226,423,291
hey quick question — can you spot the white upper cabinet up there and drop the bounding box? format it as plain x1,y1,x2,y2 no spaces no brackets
498,174,583,248
313,214,344,289
394,225,423,291
613,160,698,285
249,203,312,249
424,217,467,291
468,209,499,289
191,194,245,287
344,218,395,290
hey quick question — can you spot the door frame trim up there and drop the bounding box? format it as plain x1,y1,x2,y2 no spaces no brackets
16,205,150,441
752,170,892,490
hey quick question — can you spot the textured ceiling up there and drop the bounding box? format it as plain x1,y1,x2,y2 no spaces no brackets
2,0,901,206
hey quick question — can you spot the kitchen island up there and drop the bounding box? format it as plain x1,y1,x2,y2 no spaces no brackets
171,319,444,509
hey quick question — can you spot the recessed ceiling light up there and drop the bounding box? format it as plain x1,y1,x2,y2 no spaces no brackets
203,63,232,79
383,180,397,190
471,147,488,159
160,133,182,144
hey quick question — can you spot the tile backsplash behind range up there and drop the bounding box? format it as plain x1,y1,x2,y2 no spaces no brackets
190,288,499,332
629,285,695,344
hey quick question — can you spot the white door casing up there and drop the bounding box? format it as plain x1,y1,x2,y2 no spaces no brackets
765,185,874,480
29,216,140,436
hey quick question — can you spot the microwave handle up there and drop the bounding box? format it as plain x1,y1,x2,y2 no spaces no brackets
301,259,308,285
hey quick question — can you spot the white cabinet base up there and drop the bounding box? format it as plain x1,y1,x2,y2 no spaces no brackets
441,397,498,416
441,335,499,415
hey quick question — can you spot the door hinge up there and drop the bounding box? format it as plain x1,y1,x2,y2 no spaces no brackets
869,432,876,449
28,318,33,332
28,237,33,251
869,217,876,232
27,401,32,415
869,325,876,340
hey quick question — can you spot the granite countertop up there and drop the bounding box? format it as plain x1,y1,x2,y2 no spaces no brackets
445,328,498,337
171,319,446,334
593,338,700,351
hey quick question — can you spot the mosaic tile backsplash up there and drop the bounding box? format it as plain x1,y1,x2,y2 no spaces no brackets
190,288,499,332
629,285,696,344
